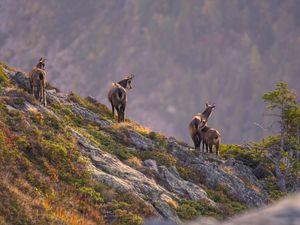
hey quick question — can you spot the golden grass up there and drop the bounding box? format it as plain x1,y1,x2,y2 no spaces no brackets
42,199,100,225
111,122,152,136
53,207,96,225
125,156,143,168
160,194,178,209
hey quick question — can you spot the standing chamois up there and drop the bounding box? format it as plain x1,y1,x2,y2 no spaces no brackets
188,114,207,150
108,74,134,123
188,103,216,151
201,102,216,121
201,125,221,155
28,58,47,106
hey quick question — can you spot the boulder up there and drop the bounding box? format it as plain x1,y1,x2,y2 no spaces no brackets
158,166,211,202
11,71,31,92
144,159,159,173
127,129,155,150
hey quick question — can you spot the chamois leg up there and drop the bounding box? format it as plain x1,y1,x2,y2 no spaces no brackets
34,86,39,100
205,143,209,153
30,80,33,95
192,135,199,150
209,144,213,154
120,103,126,122
116,106,121,123
215,142,220,156
40,86,43,103
37,85,41,101
38,83,42,102
42,84,47,107
111,103,115,117
201,140,205,152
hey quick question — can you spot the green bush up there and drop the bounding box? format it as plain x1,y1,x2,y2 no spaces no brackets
79,186,103,203
0,66,10,87
270,190,287,200
113,209,143,225
176,165,206,185
206,185,247,216
86,128,134,160
177,199,223,220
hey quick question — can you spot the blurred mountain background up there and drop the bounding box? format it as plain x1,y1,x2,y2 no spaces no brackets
1,0,300,144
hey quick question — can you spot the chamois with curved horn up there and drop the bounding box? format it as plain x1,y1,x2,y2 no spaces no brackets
28,58,47,106
108,74,134,122
201,102,216,120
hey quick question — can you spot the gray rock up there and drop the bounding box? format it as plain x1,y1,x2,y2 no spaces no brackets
158,166,212,202
144,159,159,173
167,138,268,207
71,128,181,224
86,96,98,104
11,71,31,92
128,129,155,150
153,199,183,225
71,102,112,127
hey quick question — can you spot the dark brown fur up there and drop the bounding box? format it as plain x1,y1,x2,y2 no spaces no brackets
189,103,216,151
108,74,134,123
201,126,221,155
188,115,207,150
29,58,47,106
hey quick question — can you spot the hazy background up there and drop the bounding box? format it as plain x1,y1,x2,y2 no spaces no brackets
1,0,300,144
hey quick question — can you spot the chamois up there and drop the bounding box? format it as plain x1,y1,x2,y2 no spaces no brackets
201,126,221,155
189,103,216,151
108,74,134,123
188,114,207,150
28,58,47,106
201,102,216,120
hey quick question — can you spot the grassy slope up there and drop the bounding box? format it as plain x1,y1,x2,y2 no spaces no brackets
0,62,281,224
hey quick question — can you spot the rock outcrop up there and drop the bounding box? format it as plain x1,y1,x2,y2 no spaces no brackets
71,128,182,224
167,138,268,207
157,166,211,202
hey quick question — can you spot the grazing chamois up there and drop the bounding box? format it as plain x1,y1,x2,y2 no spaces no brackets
189,103,216,151
108,74,134,123
201,125,221,155
29,58,47,106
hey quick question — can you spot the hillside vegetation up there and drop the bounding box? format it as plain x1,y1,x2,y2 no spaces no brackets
2,0,300,144
0,62,298,225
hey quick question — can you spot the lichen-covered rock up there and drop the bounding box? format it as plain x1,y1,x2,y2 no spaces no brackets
144,159,159,173
158,166,212,202
127,129,155,150
10,71,31,92
70,102,112,127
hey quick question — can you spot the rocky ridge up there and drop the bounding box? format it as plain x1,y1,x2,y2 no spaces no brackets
0,62,270,224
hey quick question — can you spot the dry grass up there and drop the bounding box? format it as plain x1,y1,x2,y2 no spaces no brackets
160,194,178,209
111,122,152,136
125,156,143,168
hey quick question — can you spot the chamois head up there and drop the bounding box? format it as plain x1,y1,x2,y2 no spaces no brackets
118,74,135,89
202,102,216,119
36,58,46,70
